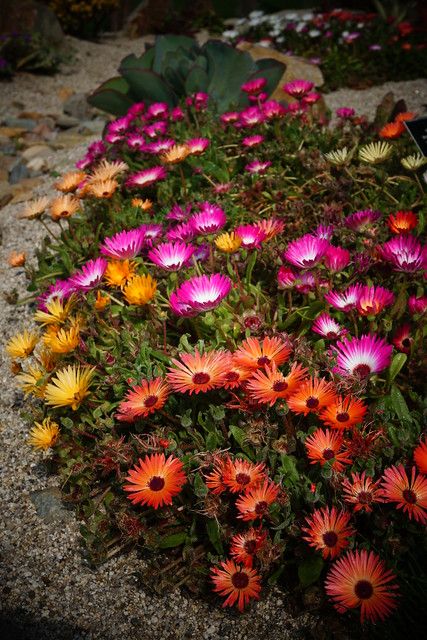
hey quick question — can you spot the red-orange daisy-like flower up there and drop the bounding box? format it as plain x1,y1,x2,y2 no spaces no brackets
287,377,337,415
116,377,170,422
205,458,228,495
394,111,416,122
246,362,308,406
230,528,267,567
236,479,280,521
414,438,427,475
124,453,186,509
302,506,355,559
211,559,261,612
325,550,399,623
223,458,266,493
387,210,417,234
305,428,352,472
319,396,367,430
342,471,384,513
233,336,291,372
380,465,427,524
167,349,229,394
221,353,252,389
379,121,405,139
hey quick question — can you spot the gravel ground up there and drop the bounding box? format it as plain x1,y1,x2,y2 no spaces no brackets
0,35,426,640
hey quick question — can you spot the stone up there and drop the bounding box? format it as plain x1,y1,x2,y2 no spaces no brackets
18,111,45,120
63,92,93,120
0,1,63,47
0,127,27,138
52,131,91,149
21,144,52,161
9,160,30,184
57,87,75,102
10,176,43,203
0,154,15,172
29,487,73,524
0,181,13,208
236,42,324,102
27,156,49,173
56,114,81,129
3,117,37,131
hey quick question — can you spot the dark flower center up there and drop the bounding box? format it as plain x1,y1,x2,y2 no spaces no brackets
336,412,350,423
402,489,417,504
192,372,210,385
235,473,251,486
231,572,249,590
306,396,319,409
326,331,338,339
322,531,338,547
225,371,240,382
323,448,335,461
255,500,268,515
244,540,257,554
402,338,411,347
257,356,271,366
353,363,371,378
354,580,374,600
358,491,372,504
273,380,288,392
148,476,165,492
144,395,158,408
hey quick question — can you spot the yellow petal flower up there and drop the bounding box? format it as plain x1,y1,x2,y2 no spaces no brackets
34,296,75,325
16,365,47,398
28,417,60,450
6,330,39,358
44,365,95,410
215,232,242,253
42,325,80,354
105,260,137,288
123,274,157,305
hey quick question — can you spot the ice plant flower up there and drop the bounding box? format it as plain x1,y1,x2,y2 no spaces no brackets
241,77,267,95
324,147,352,166
324,246,350,272
160,144,190,164
37,280,74,312
233,336,291,372
379,121,405,139
50,194,80,221
8,251,26,267
34,296,75,326
325,550,399,623
124,453,186,509
312,313,347,340
167,349,229,394
256,218,285,240
305,428,352,472
100,228,146,260
342,471,384,513
246,362,307,406
387,210,417,234
239,106,265,127
126,166,167,188
223,458,266,493
236,479,280,521
148,241,195,271
287,377,337,415
190,207,226,235
54,171,86,193
211,559,261,612
28,417,60,450
230,528,267,567
319,396,367,430
18,196,49,220
380,465,427,524
16,365,46,398
235,224,266,249
408,294,427,315
392,324,413,353
166,221,195,242
69,258,107,292
378,235,427,272
44,365,95,410
242,134,264,148
332,334,393,378
302,506,355,559
245,160,271,174
284,234,329,269
336,107,355,119
43,325,80,354
186,138,210,155
414,438,427,475
344,209,381,231
6,330,38,359
283,79,314,98
277,266,296,289
116,377,170,422
325,285,362,312
358,141,393,164
169,274,232,316
123,274,157,305
401,153,427,171
104,260,137,288
356,285,395,316
215,231,242,253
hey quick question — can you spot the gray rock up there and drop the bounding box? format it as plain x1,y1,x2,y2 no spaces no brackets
29,487,73,524
63,93,93,120
3,117,37,131
27,156,49,173
9,160,30,184
56,114,81,129
21,144,52,161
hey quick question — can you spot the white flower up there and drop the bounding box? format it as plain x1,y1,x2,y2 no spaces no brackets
249,10,264,19
309,29,321,37
222,30,238,39
295,22,306,32
284,12,298,20
302,12,314,20
401,153,427,171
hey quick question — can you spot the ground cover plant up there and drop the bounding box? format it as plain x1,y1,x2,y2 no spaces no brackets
222,8,427,91
7,76,427,637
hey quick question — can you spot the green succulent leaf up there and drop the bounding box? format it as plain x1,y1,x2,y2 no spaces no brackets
120,68,177,106
87,77,134,116
153,35,198,74
298,555,324,587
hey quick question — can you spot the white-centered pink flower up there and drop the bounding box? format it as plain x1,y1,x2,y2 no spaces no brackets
69,257,107,291
100,228,146,259
169,274,232,316
148,242,195,271
332,334,393,378
284,234,329,269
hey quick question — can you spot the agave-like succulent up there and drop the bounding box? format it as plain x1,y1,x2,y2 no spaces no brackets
87,35,285,116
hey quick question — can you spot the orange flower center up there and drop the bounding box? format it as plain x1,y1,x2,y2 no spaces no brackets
244,540,257,554
353,364,371,378
225,371,240,382
323,448,335,460
231,571,249,589
354,580,374,600
273,380,288,392
336,412,350,423
148,476,165,491
257,356,270,366
322,531,338,547
235,472,251,486
192,372,210,385
306,396,319,409
402,489,417,504
255,500,268,515
144,395,158,408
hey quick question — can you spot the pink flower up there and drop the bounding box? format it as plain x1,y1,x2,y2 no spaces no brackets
325,285,362,312
126,166,167,188
187,138,210,155
302,92,321,105
241,77,267,95
148,241,195,271
392,324,412,353
315,225,334,240
144,121,168,138
245,160,271,174
127,134,146,151
277,266,296,289
344,209,381,231
235,224,266,249
146,102,169,119
166,221,195,242
69,257,107,291
284,234,329,269
239,106,265,128
145,139,175,154
408,294,427,315
170,106,184,121
242,135,264,148
324,246,351,272
190,204,226,235
283,79,314,98
332,334,393,378
166,204,192,221
137,224,163,244
336,107,355,119
262,100,286,119
220,112,240,124
37,279,75,311
312,313,347,339
105,133,123,144
378,235,427,273
100,228,146,259
107,116,131,135
170,274,232,316
356,285,395,316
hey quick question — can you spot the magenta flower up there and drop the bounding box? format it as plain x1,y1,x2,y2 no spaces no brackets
242,135,264,148
145,139,175,154
144,121,168,138
336,107,355,119
166,204,192,221
344,209,381,231
262,100,286,119
37,279,75,311
166,221,195,242
170,106,184,121
239,106,265,127
332,334,393,378
283,79,314,98
187,138,210,155
295,272,324,294
107,116,131,135
324,246,351,272
325,285,362,311
170,274,232,316
127,102,145,117
408,294,427,315
312,313,347,340
241,77,267,95
235,224,266,249
277,266,296,289
126,166,167,189
105,133,123,145
100,228,146,259
315,225,334,240
220,112,240,124
245,160,272,174
148,241,195,271
127,134,146,151
87,141,106,158
378,235,427,273
137,224,163,244
302,92,321,105
284,234,329,269
356,285,395,316
190,205,226,235
69,258,107,292
146,102,169,119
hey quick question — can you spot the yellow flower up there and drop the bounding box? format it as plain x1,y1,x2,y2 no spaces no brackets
324,147,353,166
43,325,80,354
38,347,58,372
160,144,190,164
95,291,110,310
401,153,427,171
215,232,242,253
131,198,153,211
123,274,157,305
359,141,393,164
28,418,60,450
54,171,86,193
6,330,39,358
44,365,95,410
16,365,46,397
105,260,137,287
34,296,75,325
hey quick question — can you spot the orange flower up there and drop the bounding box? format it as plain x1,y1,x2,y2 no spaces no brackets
380,465,427,524
205,457,228,495
223,458,266,493
230,528,267,567
255,218,285,241
305,428,352,472
387,210,417,234
116,377,170,422
167,349,229,394
18,196,49,220
287,377,337,415
8,251,26,267
211,559,261,612
342,471,384,513
414,438,427,475
105,260,137,288
94,291,110,310
233,336,291,372
394,111,416,122
319,396,367,430
132,197,153,210
379,121,405,139
88,159,128,183
87,178,118,198
220,356,252,389
302,506,355,559
124,453,186,509
246,362,308,406
54,171,86,193
160,144,190,164
50,194,80,221
236,479,280,521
